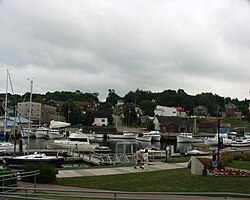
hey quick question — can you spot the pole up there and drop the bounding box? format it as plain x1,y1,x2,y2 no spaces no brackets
4,70,9,142
217,117,220,161
27,80,33,155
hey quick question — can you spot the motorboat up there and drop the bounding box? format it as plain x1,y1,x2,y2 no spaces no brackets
48,129,64,139
48,120,70,139
203,132,235,146
53,132,99,151
21,128,35,138
35,127,49,139
176,132,203,143
3,152,64,168
93,146,111,154
0,141,14,151
186,149,210,156
108,131,137,140
231,138,250,147
149,131,161,141
136,133,152,142
244,132,250,139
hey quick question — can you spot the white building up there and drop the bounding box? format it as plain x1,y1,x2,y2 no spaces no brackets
154,105,186,117
92,111,108,126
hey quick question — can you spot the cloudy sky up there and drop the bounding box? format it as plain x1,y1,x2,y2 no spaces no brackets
1,0,250,101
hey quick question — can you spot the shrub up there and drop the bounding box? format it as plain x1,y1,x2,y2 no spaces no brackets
22,163,57,183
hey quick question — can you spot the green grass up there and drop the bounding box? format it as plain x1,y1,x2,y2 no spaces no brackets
227,160,250,170
57,168,250,194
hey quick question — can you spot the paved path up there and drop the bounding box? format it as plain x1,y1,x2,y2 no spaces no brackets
57,162,188,178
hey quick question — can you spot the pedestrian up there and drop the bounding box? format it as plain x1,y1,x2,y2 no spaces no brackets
141,149,149,170
212,153,218,172
134,148,142,169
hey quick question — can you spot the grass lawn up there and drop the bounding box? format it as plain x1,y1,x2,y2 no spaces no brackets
57,168,250,194
227,160,250,170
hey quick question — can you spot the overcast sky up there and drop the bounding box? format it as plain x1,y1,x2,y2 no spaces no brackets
1,0,250,101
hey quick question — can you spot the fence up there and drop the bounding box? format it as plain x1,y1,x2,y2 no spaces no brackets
0,186,250,199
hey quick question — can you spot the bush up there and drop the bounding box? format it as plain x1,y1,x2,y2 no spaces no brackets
22,163,57,183
0,169,17,188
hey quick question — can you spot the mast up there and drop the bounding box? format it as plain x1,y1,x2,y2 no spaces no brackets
4,70,9,141
27,79,33,155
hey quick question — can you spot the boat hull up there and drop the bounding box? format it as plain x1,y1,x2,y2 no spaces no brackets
177,136,202,143
4,156,64,168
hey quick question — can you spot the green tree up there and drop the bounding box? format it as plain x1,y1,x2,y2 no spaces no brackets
83,109,94,126
106,89,121,106
62,100,82,125
139,100,156,116
146,119,155,131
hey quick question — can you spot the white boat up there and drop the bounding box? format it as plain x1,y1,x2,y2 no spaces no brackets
48,120,70,139
53,132,98,151
244,132,250,139
108,131,137,140
177,133,203,143
186,149,210,156
21,128,35,138
4,152,64,168
35,127,49,139
149,131,161,141
93,146,111,154
136,133,152,142
0,141,14,151
203,133,234,146
231,138,250,147
48,129,64,139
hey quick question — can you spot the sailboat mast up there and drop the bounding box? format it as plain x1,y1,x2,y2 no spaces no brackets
27,80,33,155
4,70,9,141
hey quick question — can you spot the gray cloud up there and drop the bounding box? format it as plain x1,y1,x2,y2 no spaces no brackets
0,0,250,101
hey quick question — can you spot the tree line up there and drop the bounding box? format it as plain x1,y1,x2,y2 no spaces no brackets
1,88,249,126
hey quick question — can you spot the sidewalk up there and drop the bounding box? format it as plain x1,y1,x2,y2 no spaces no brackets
57,162,188,178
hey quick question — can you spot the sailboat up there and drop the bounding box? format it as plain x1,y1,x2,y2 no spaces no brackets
4,80,64,167
0,69,14,151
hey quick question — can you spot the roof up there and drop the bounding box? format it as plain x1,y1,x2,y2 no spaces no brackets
155,116,188,126
93,111,109,118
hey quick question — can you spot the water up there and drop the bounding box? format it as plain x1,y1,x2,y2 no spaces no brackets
18,138,193,154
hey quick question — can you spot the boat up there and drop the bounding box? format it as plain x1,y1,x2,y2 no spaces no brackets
21,128,35,138
53,132,99,151
176,132,203,143
93,146,111,154
136,133,152,142
186,149,210,156
149,131,161,141
0,69,14,151
35,127,49,139
3,152,64,168
108,131,137,140
48,120,70,139
48,129,64,139
203,132,235,146
244,132,250,139
231,138,250,147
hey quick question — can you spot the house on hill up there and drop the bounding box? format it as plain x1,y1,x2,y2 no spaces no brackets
222,102,241,120
92,111,108,126
153,116,190,133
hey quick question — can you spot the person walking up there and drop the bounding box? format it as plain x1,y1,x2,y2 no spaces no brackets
134,148,142,169
141,149,149,170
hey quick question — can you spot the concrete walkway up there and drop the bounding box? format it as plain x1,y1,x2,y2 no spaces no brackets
57,162,189,178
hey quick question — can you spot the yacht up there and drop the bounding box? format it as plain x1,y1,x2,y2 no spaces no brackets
48,129,64,139
53,132,98,151
108,131,137,140
149,131,161,141
136,133,152,142
177,132,203,143
21,128,35,138
203,133,234,146
231,138,250,147
35,127,49,139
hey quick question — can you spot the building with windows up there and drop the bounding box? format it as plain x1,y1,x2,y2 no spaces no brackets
193,105,208,117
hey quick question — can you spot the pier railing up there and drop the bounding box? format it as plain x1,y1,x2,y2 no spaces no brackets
0,186,249,199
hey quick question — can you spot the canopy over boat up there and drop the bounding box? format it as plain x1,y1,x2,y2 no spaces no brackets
49,120,70,129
